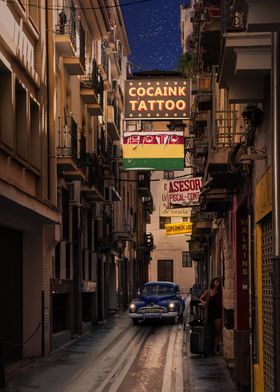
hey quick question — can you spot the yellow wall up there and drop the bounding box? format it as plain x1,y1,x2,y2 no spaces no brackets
253,224,264,392
254,167,272,391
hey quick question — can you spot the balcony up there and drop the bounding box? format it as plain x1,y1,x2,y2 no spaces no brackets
114,223,136,242
245,0,280,32
106,94,120,141
195,74,212,111
193,157,206,177
104,30,122,79
193,138,208,156
56,115,86,181
203,110,244,188
137,172,151,197
200,188,232,213
219,1,271,102
81,153,105,201
98,41,109,79
54,10,85,75
54,8,76,56
143,196,154,213
81,59,104,114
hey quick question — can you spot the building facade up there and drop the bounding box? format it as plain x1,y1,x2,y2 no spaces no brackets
0,0,153,366
181,0,280,391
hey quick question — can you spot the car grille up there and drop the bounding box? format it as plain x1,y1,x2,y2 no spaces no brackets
139,307,167,314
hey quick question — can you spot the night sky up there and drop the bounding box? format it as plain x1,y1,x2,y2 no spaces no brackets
120,0,183,72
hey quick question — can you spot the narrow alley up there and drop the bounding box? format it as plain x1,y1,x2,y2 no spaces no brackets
3,302,235,392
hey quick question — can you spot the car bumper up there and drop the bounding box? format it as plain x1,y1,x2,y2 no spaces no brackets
129,311,178,320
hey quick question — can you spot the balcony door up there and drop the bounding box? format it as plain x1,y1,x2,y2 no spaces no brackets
157,259,173,282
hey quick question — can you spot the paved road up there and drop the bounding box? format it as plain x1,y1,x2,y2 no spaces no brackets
5,316,184,392
4,297,236,392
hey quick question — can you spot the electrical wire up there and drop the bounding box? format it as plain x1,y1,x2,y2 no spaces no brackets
1,0,156,11
103,171,196,182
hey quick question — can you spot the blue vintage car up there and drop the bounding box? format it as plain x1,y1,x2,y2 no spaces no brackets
129,281,185,325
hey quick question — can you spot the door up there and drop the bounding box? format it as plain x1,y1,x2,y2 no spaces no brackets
0,226,22,361
157,259,173,282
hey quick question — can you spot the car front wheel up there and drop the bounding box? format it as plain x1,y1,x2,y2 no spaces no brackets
132,319,139,326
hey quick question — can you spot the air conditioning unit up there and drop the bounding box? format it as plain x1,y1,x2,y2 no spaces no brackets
68,181,81,205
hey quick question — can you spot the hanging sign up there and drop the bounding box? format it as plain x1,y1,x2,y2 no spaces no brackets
165,222,193,235
125,79,191,119
122,131,184,170
160,180,191,217
162,177,203,208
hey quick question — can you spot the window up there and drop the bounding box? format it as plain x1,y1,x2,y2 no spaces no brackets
182,251,192,268
142,121,152,131
55,243,61,278
159,216,171,229
29,0,40,30
164,171,174,179
0,67,13,148
16,80,28,159
30,97,40,169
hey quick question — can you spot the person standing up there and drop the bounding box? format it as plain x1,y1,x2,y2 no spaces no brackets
200,277,222,355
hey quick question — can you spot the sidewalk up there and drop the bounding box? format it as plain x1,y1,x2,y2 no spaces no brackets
183,296,236,392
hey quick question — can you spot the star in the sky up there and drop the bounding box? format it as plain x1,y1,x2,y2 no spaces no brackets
121,0,183,71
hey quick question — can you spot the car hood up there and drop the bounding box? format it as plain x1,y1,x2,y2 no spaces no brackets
140,294,177,304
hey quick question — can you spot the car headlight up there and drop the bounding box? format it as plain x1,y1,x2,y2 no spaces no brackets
129,303,136,312
168,302,176,310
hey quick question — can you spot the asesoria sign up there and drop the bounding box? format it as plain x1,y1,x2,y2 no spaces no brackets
163,177,203,208
125,79,190,119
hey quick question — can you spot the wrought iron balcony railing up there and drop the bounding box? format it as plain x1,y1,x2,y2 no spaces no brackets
55,4,77,50
215,110,244,147
101,41,108,75
57,115,78,161
221,0,247,34
81,59,104,109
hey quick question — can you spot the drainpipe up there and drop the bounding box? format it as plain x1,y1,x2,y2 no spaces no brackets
272,31,280,392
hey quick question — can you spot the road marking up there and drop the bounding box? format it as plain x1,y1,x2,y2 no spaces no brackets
161,326,177,392
175,326,184,392
93,327,150,392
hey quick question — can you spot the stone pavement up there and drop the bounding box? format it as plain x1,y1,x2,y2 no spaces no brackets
2,310,236,392
183,296,236,392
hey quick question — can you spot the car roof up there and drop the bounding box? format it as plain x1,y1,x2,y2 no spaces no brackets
144,281,176,286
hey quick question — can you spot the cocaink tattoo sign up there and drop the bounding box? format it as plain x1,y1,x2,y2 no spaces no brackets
125,79,191,119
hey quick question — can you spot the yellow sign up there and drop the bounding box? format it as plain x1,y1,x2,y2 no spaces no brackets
255,167,272,222
165,222,193,235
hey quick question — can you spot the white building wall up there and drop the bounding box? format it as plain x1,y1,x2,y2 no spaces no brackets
147,171,195,294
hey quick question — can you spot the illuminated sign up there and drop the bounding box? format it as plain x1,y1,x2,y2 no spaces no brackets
123,131,185,170
165,222,193,235
125,79,191,119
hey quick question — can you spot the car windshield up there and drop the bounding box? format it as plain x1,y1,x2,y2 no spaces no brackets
142,284,175,296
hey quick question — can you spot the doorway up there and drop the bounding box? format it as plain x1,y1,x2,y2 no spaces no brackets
157,259,173,282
